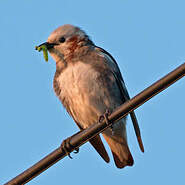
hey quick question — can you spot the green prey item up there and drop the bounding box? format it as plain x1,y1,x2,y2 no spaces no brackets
35,45,48,62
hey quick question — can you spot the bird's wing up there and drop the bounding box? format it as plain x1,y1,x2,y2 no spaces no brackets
95,46,144,152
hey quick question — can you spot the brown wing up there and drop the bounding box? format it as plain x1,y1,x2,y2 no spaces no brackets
95,46,144,152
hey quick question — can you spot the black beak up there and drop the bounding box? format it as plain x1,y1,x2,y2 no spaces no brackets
37,42,58,50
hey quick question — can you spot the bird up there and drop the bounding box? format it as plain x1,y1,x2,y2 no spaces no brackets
38,24,144,168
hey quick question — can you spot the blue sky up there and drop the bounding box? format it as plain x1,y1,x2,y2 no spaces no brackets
1,0,185,184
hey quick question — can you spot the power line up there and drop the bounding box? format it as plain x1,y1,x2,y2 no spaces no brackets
4,63,185,185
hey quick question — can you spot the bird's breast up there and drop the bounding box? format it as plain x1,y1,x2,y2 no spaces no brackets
56,62,104,127
55,60,122,129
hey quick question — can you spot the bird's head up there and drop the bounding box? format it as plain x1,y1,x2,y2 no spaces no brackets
38,24,93,63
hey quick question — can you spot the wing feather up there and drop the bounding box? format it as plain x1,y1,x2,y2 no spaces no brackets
95,46,144,152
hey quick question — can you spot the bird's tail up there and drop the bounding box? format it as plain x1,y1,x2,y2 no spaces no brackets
89,135,110,163
103,122,134,168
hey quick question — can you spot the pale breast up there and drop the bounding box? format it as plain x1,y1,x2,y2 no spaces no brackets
56,62,100,127
56,61,119,128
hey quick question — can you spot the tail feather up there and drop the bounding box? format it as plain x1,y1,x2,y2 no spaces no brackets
103,123,134,168
112,150,133,168
130,111,144,152
89,135,110,163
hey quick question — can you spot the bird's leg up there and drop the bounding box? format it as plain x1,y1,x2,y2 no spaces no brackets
99,109,113,132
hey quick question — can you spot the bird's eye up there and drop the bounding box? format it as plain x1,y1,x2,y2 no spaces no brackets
59,37,65,43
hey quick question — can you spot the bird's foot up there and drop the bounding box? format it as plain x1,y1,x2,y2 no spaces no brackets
61,137,80,159
99,109,113,131
61,137,73,159
74,147,79,154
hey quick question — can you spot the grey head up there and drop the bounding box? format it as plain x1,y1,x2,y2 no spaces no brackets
44,24,94,63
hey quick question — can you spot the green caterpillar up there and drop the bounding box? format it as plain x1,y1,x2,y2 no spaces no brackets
35,45,48,62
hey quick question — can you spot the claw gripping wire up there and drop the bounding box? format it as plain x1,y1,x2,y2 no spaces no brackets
99,109,112,128
61,137,79,159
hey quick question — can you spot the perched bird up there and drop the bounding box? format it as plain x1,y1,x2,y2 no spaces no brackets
38,24,144,168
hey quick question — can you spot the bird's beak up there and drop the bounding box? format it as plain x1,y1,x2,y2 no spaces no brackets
37,42,58,50
35,42,58,62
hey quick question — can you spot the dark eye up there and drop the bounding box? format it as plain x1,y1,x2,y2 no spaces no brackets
59,37,65,43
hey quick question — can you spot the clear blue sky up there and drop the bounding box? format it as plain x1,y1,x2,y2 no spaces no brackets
1,0,185,184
